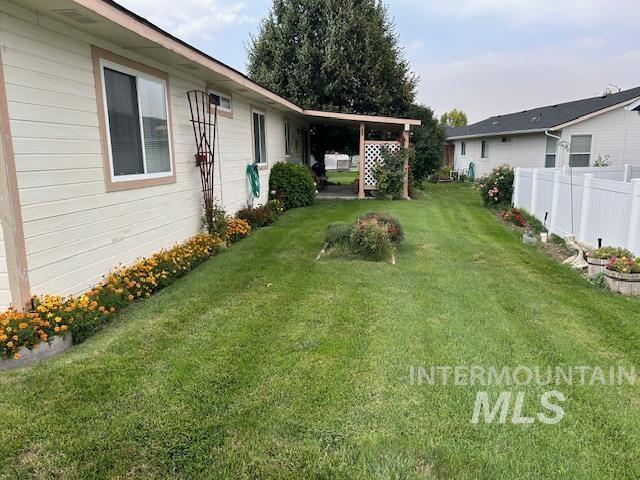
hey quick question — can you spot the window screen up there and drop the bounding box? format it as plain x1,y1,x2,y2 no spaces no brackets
104,68,144,176
545,136,557,168
253,111,267,164
570,135,592,167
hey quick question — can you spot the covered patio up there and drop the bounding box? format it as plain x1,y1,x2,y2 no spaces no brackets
302,111,421,199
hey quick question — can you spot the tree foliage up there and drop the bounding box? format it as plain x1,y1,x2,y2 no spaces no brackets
406,104,446,181
440,108,468,127
248,0,417,116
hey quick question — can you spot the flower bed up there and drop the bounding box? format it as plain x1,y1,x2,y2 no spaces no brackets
477,164,514,207
586,247,634,277
1,233,224,360
604,256,640,296
1,200,288,363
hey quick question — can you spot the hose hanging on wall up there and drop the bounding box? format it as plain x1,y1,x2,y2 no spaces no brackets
247,164,260,199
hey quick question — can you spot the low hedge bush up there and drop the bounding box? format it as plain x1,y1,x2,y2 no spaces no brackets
325,222,353,246
269,162,316,209
236,199,284,228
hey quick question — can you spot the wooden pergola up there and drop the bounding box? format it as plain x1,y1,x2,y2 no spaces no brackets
303,110,421,198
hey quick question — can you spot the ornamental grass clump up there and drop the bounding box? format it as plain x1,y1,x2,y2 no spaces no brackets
322,212,403,262
1,233,224,359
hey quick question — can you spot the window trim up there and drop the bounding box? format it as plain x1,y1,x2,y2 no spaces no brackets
284,119,291,157
92,47,176,192
481,140,489,159
545,135,558,168
250,106,268,168
206,85,233,118
569,133,593,167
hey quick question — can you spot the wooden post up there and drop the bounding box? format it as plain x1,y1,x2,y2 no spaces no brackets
402,125,410,200
358,123,365,199
0,51,30,310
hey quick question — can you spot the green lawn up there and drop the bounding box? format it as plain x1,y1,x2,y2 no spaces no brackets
327,169,358,185
1,185,640,479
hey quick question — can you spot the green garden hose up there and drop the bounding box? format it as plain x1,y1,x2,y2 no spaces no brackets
468,162,476,182
247,163,260,198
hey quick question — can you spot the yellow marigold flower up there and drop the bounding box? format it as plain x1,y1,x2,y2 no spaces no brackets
55,316,62,323
12,335,18,341
128,295,134,301
60,325,68,331
54,326,60,333
13,352,20,360
7,341,13,348
18,322,28,330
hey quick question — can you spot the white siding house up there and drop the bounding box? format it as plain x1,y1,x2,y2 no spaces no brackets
448,87,640,178
0,0,419,309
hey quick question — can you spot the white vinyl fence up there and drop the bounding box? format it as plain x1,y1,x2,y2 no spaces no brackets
513,165,640,254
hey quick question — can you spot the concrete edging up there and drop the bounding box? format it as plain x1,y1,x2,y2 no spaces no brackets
0,333,72,371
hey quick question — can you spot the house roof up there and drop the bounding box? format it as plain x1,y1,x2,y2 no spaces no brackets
446,86,640,140
48,0,418,127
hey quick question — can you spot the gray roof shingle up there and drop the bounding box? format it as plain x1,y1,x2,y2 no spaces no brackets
446,86,640,139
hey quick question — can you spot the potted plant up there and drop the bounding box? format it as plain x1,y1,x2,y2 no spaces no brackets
604,256,640,296
586,247,633,277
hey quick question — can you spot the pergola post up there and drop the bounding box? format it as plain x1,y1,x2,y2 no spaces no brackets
402,124,410,200
358,122,365,199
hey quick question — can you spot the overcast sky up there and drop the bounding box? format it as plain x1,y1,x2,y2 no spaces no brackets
118,0,640,123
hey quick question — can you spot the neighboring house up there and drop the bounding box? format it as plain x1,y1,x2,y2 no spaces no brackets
447,87,640,177
0,0,419,309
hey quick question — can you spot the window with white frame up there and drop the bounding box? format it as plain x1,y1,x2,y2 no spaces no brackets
208,89,232,113
569,135,592,167
461,141,466,156
252,109,267,164
481,140,489,158
545,136,558,168
101,60,172,180
284,120,291,156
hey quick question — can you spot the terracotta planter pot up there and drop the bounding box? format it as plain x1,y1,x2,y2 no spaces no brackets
0,333,72,371
586,257,609,277
604,269,640,296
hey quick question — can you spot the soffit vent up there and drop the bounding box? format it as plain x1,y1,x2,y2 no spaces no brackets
50,9,99,24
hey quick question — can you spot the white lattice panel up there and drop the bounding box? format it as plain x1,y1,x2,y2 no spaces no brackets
364,142,401,188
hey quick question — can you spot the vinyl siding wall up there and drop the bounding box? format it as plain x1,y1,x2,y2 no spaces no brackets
453,134,547,177
557,106,640,167
0,1,307,301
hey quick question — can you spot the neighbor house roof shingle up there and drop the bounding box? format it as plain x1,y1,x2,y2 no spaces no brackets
446,86,640,139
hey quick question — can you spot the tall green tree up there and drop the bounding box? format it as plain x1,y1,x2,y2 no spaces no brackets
247,0,417,116
440,108,468,127
407,104,446,181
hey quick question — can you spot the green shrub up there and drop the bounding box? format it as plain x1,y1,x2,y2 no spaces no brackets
325,222,353,246
477,164,515,207
236,199,284,228
589,246,634,260
349,218,393,261
372,148,409,199
589,272,607,289
356,212,404,244
269,162,316,209
203,202,228,238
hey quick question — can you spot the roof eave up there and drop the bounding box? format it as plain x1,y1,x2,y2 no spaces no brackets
447,128,547,140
